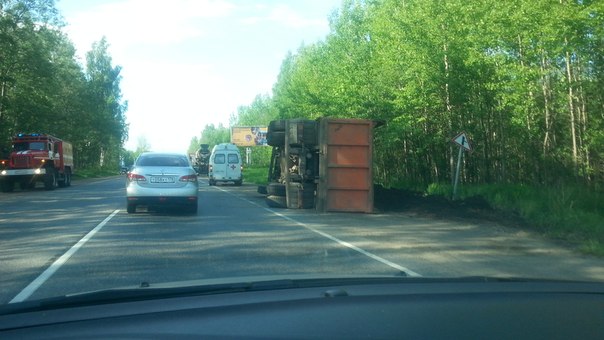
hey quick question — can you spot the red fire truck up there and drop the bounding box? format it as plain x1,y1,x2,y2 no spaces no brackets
0,133,74,192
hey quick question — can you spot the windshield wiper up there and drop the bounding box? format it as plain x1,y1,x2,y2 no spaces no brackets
1,278,309,315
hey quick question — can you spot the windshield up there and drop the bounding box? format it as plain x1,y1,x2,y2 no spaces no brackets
1,0,603,309
12,142,45,151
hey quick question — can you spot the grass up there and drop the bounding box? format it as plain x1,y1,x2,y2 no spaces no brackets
73,167,120,179
243,166,269,185
425,182,604,256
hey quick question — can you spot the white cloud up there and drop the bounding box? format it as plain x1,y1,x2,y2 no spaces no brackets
240,4,327,30
267,4,327,29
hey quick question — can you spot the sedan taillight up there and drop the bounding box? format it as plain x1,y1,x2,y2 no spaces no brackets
179,174,198,182
127,173,146,182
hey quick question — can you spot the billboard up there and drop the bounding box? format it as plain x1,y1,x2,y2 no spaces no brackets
231,126,268,146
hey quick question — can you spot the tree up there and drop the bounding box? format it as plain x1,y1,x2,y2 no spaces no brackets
233,94,278,126
198,123,230,149
81,37,128,168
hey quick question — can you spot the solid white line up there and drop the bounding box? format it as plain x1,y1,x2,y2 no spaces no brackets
215,186,421,277
9,209,120,304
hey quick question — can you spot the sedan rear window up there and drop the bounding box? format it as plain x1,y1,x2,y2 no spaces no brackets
137,156,189,167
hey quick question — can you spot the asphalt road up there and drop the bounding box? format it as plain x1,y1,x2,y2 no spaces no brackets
1,176,603,304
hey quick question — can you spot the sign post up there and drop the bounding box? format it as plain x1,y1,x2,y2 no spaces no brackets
451,132,472,200
245,147,252,165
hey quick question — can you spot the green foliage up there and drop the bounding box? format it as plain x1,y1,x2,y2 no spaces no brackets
234,94,278,126
242,165,269,185
187,136,200,155
198,123,230,149
247,146,272,167
72,166,120,179
120,149,137,167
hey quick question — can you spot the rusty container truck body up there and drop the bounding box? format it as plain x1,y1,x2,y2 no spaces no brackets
315,118,373,213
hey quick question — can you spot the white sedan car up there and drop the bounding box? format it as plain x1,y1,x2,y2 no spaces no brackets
126,152,199,214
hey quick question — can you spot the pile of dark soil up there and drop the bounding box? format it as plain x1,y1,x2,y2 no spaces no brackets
373,185,525,227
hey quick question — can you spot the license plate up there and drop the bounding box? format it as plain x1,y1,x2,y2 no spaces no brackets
150,176,174,183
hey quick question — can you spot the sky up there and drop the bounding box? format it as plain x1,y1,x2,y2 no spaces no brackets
56,0,342,152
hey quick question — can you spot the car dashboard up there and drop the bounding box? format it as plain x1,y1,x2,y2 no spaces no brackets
1,277,602,339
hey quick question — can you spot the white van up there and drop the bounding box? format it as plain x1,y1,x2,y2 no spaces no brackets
208,143,243,186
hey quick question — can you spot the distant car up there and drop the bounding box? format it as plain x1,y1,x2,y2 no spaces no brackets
126,152,199,214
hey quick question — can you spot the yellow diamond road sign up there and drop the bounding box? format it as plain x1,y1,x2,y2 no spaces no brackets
452,132,472,151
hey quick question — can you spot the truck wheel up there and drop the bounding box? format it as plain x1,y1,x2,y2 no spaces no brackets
58,172,67,187
268,119,286,132
234,179,242,186
1,179,14,193
127,203,136,214
267,131,285,146
265,195,286,208
267,183,286,196
58,169,71,187
44,169,57,190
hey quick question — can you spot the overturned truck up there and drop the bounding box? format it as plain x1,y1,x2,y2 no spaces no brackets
263,118,373,213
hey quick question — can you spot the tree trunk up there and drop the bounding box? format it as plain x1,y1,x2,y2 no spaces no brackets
564,41,578,175
541,52,552,157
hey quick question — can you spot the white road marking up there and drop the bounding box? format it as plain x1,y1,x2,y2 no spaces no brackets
214,186,422,277
9,209,120,303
